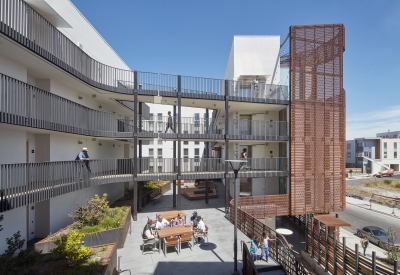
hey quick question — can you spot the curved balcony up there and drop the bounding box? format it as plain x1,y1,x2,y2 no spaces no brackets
0,0,289,104
0,157,288,212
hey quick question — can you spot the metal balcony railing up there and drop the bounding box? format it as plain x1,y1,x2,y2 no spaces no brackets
0,0,289,103
228,120,288,138
141,116,220,135
0,157,288,212
0,73,141,137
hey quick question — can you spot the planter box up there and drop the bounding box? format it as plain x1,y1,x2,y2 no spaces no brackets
35,207,131,254
96,242,117,275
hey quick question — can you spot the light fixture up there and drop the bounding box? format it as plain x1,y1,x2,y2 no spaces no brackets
99,105,102,109
99,143,102,146
78,96,83,100
113,144,116,147
92,94,96,98
78,141,83,144
92,138,96,141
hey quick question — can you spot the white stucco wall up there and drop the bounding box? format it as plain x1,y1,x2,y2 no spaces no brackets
224,36,280,84
0,128,26,164
0,207,27,253
43,0,130,70
0,54,27,82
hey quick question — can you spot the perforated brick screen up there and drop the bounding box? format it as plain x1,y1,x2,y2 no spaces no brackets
290,24,346,215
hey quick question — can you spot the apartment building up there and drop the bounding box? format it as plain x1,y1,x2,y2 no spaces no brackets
346,131,400,174
0,0,346,253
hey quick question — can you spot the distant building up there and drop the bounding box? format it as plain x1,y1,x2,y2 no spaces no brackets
346,131,400,174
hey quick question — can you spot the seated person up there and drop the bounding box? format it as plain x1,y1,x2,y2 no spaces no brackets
190,211,199,228
174,213,185,226
155,215,169,229
143,219,159,251
195,216,206,243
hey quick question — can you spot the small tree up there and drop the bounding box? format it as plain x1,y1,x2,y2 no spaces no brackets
382,227,400,264
349,169,353,177
366,167,371,175
51,231,92,266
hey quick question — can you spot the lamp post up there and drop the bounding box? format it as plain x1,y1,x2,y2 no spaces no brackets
225,159,247,275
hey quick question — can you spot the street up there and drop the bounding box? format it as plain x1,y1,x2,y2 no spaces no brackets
335,203,400,248
346,174,400,186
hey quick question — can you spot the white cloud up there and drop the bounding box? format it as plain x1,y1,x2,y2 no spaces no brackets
346,105,400,140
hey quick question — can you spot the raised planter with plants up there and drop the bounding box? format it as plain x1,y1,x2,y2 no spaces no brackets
35,193,131,254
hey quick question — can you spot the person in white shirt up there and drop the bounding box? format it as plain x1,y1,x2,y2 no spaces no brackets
195,216,206,243
253,75,259,97
155,215,169,229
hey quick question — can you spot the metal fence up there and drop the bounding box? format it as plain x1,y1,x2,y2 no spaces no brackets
229,198,313,275
0,0,288,102
289,215,398,275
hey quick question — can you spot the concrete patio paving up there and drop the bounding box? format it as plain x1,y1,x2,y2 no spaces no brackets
116,180,280,275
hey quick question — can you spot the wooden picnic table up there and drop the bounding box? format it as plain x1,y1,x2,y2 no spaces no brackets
157,226,193,253
156,210,187,223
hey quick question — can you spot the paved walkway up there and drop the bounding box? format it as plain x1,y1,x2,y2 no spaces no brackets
117,181,279,275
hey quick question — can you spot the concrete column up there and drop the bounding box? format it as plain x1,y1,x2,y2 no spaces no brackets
224,80,230,213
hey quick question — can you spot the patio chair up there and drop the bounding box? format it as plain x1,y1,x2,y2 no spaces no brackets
194,225,209,246
163,237,180,258
180,233,193,252
140,232,157,254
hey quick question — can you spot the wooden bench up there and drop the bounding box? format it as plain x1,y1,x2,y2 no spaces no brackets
150,190,163,204
193,189,214,195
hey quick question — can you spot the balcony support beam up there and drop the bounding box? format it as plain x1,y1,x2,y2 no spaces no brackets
177,75,182,210
224,80,230,213
173,105,177,208
205,108,209,204
133,71,138,221
138,102,143,211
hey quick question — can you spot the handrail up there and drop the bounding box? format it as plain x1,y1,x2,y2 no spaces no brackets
0,0,289,102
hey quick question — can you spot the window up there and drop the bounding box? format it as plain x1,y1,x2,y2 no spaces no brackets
195,141,200,145
149,166,153,173
384,142,387,149
347,152,351,158
149,114,154,130
395,143,397,149
384,152,387,158
395,152,397,158
195,148,200,162
157,139,163,145
149,140,154,145
347,143,351,149
194,113,200,127
157,148,162,158
149,113,154,121
184,148,189,162
183,141,189,145
149,148,154,157
158,166,162,173
157,113,162,121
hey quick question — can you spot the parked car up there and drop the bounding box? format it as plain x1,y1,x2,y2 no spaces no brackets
357,226,400,249
375,168,394,178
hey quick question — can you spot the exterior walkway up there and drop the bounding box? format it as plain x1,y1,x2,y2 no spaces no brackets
117,181,279,275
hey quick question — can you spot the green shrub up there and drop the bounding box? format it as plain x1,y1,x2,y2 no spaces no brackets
383,179,392,185
69,193,109,229
395,182,400,188
51,231,92,266
0,229,41,273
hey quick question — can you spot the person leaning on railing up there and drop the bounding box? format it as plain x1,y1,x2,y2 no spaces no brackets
75,147,91,182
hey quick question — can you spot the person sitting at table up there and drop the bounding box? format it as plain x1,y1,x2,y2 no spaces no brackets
190,211,199,228
174,213,185,226
195,216,206,243
156,214,170,229
143,219,159,251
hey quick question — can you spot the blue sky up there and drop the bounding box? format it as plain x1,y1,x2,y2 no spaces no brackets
71,0,400,140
